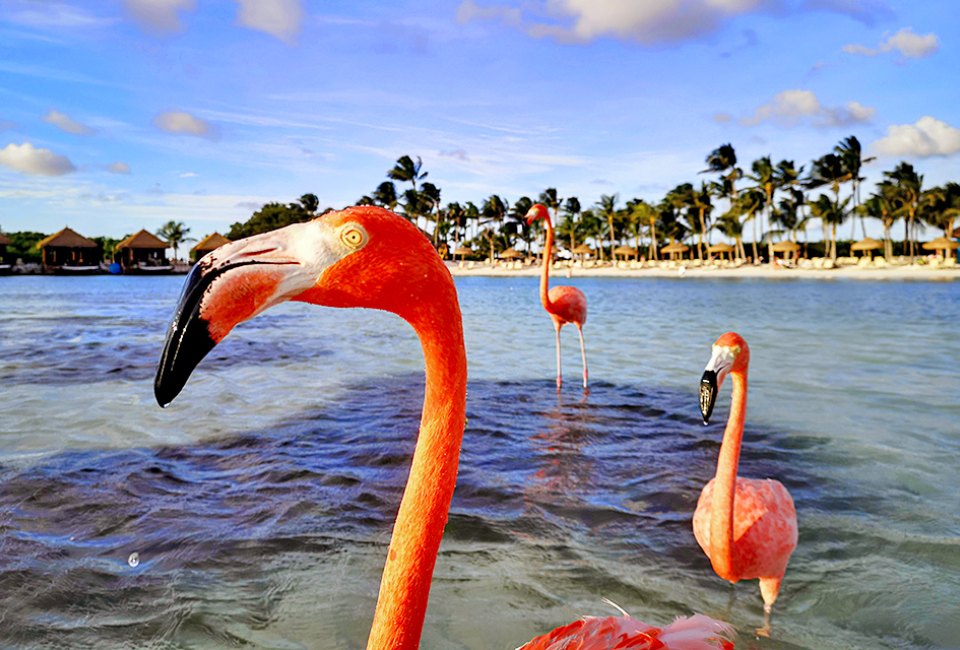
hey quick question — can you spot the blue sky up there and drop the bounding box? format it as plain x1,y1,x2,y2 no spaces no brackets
0,0,957,241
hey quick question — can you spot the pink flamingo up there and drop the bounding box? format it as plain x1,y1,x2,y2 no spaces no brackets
693,332,798,633
526,203,589,389
154,206,732,650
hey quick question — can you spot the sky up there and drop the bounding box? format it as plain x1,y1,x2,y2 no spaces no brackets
0,0,958,242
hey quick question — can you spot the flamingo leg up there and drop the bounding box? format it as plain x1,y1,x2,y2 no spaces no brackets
554,325,563,389
576,324,588,389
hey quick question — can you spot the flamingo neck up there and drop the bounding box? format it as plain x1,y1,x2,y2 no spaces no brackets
709,369,747,581
366,284,468,650
538,216,555,310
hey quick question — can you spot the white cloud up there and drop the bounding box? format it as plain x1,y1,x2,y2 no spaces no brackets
153,110,218,139
107,161,131,174
43,109,95,135
740,89,875,127
5,2,114,29
843,27,939,59
234,0,303,43
0,142,76,176
459,0,768,44
873,117,960,158
123,0,196,34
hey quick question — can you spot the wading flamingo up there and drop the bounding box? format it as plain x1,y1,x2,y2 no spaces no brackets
526,203,588,390
154,206,732,650
694,332,797,633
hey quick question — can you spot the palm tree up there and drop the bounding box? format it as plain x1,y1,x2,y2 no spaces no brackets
539,188,562,218
445,202,467,248
806,153,847,260
919,182,960,249
835,135,875,239
596,194,619,261
734,188,765,262
156,220,193,261
420,182,443,247
299,193,319,215
509,196,535,253
371,181,398,211
481,195,508,262
388,155,427,191
861,182,898,260
714,211,745,261
747,156,776,260
808,193,850,260
884,162,923,261
560,197,582,252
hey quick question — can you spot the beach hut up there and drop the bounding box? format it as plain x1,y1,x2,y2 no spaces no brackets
660,241,689,260
571,243,594,264
36,227,101,273
922,237,960,259
499,247,523,260
115,229,171,273
452,245,473,262
851,237,883,259
191,232,232,262
613,244,638,261
706,242,735,261
770,240,800,263
0,233,11,272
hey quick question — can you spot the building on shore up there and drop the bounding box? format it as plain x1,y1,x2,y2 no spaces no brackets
191,232,232,262
36,227,101,273
115,229,172,273
0,234,12,273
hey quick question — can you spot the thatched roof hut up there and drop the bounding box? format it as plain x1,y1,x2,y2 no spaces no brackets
36,227,100,271
115,229,169,270
191,232,232,261
706,242,735,260
660,241,689,259
499,247,523,259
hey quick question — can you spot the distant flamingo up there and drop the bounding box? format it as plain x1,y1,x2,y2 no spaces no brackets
526,203,588,389
694,332,797,633
154,206,731,650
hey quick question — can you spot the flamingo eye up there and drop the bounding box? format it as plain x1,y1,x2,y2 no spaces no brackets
339,225,367,249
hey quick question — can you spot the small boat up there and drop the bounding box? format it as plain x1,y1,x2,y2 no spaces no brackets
0,263,12,275
58,264,102,274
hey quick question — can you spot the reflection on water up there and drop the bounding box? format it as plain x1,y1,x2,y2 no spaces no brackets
1,275,959,649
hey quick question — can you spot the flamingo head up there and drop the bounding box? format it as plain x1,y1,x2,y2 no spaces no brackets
699,332,749,424
525,203,551,226
154,205,454,407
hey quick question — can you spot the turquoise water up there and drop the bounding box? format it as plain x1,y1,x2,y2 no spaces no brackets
0,274,958,649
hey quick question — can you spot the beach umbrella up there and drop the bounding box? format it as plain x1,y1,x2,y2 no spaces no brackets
706,242,735,260
770,240,800,253
570,243,594,262
921,237,960,251
660,241,689,259
452,245,473,261
922,237,960,258
613,244,638,260
851,237,883,258
499,247,523,259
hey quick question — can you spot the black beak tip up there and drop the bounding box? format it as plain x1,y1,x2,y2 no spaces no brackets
699,370,718,425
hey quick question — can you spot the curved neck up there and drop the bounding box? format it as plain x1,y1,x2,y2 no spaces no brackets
709,369,747,581
538,216,555,310
366,282,468,650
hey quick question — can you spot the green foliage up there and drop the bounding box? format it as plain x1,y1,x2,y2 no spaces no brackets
227,201,313,239
92,236,121,260
3,231,47,263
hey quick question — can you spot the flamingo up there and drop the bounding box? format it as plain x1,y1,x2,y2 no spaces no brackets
693,332,797,633
526,203,588,390
154,206,732,650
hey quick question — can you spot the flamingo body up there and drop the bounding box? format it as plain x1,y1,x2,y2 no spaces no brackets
519,614,733,650
695,332,797,618
693,477,797,591
547,284,587,327
526,203,589,388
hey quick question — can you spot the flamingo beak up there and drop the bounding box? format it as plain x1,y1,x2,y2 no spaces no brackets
154,221,343,407
699,370,719,425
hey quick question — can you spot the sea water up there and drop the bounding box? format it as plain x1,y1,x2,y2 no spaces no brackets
0,274,958,649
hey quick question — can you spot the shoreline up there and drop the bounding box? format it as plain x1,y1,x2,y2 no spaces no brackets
445,260,960,281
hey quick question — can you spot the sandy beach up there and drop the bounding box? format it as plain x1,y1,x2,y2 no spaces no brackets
446,259,960,281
